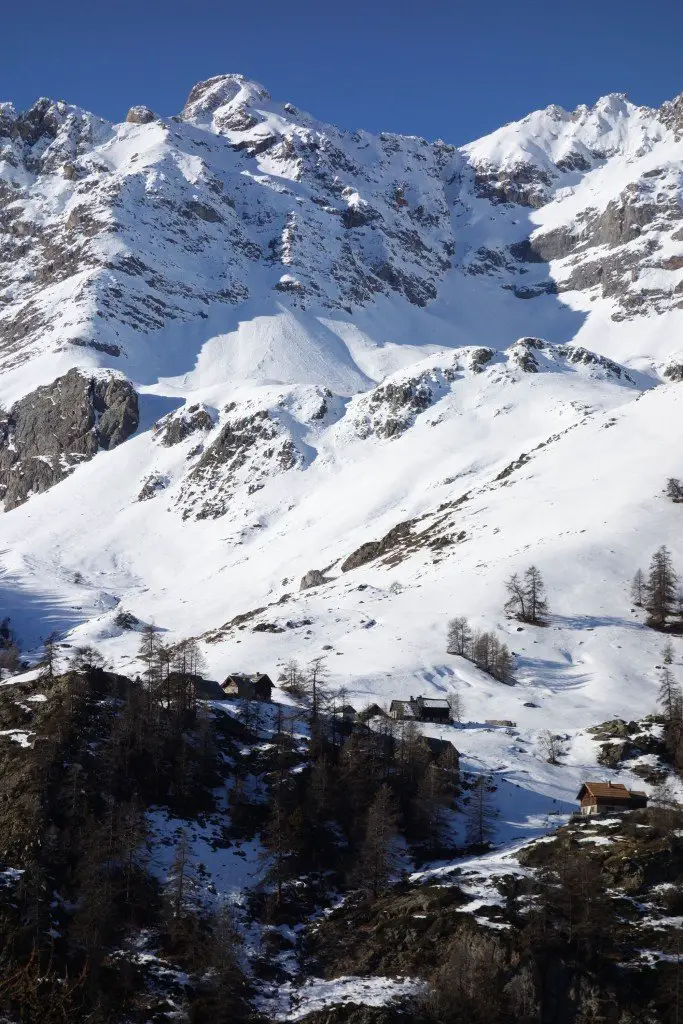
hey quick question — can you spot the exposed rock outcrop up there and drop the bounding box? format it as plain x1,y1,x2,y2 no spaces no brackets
176,405,304,520
0,369,138,510
125,106,156,125
341,522,413,573
156,404,214,447
137,473,169,501
300,569,331,591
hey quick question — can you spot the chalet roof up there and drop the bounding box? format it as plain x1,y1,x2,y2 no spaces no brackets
390,698,414,712
577,782,647,802
417,697,450,710
357,703,387,720
224,672,272,684
423,736,460,757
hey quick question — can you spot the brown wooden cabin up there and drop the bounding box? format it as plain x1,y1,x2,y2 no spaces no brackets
416,697,452,724
221,672,273,702
390,696,452,724
422,736,460,770
576,781,648,816
357,703,388,722
390,698,418,720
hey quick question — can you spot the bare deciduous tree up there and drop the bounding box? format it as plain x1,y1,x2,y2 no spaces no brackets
447,616,472,656
539,729,564,765
447,689,465,724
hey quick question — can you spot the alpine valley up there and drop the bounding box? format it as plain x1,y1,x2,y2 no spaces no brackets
1,74,683,1023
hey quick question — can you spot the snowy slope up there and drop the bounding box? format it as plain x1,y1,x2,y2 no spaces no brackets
1,75,683,856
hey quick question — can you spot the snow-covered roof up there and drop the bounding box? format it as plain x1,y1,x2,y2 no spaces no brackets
417,697,450,710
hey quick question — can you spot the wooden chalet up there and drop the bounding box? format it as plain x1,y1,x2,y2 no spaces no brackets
422,736,460,769
338,704,357,722
416,697,452,723
390,696,452,724
357,703,387,722
390,698,418,720
221,672,273,702
576,781,648,816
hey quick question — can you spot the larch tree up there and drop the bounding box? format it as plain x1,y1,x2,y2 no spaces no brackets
69,645,104,673
631,568,646,607
305,656,329,721
137,623,162,693
166,829,200,924
504,572,527,622
524,565,549,624
358,783,399,899
447,688,465,724
659,665,680,723
0,617,20,677
466,776,497,847
645,545,678,630
666,477,683,502
39,632,60,683
447,616,472,656
279,657,306,697
504,566,549,624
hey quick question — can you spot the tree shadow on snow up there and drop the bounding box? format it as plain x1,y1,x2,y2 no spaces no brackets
0,568,87,654
550,613,648,632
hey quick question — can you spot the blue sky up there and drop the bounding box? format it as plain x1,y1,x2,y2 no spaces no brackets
3,0,682,143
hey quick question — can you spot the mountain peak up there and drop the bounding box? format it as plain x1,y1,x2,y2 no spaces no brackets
181,73,271,126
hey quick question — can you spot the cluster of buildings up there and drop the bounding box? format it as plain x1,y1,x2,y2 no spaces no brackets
219,672,650,816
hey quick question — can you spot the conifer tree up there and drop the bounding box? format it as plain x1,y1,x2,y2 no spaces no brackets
279,658,306,697
415,763,447,841
447,616,472,656
304,656,329,720
504,572,527,621
166,830,200,923
524,565,549,624
357,783,398,899
658,665,679,722
39,632,60,683
504,566,549,624
666,477,683,502
645,545,678,630
631,568,646,607
447,689,465,724
138,623,162,690
465,776,496,847
69,645,104,673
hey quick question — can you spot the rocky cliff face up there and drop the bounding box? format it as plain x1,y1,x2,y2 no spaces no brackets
1,76,682,386
0,75,681,515
0,369,138,509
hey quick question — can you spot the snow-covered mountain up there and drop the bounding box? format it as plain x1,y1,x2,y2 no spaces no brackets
1,74,683,835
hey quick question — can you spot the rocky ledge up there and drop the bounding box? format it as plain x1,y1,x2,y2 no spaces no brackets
0,368,138,510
